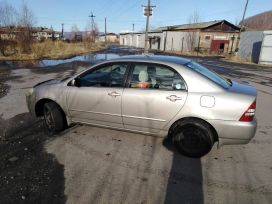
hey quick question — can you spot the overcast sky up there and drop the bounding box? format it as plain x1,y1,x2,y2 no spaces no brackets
6,0,272,33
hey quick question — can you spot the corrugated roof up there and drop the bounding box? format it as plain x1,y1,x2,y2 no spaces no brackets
157,20,234,31
175,20,224,30
120,20,239,34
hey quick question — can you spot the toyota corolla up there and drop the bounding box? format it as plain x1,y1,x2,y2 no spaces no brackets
26,55,257,157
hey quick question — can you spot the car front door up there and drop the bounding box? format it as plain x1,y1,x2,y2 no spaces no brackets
122,63,188,133
66,62,129,128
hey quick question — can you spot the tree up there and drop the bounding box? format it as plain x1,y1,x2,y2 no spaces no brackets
17,0,36,52
0,1,18,56
0,1,18,27
185,11,201,52
71,24,80,41
84,21,99,43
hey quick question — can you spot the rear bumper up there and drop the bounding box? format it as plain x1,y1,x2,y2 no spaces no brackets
207,119,257,147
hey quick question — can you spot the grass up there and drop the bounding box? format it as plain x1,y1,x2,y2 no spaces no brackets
0,41,106,61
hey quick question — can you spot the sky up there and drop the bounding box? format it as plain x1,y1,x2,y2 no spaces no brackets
4,0,272,33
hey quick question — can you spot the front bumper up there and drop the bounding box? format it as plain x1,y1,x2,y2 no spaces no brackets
25,88,36,116
207,119,257,147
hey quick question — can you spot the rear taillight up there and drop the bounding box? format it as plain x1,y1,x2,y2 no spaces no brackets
239,100,256,122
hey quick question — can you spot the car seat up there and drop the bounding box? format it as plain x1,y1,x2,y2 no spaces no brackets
136,70,149,88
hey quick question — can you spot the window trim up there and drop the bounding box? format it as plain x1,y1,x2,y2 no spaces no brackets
69,62,131,88
126,62,188,92
184,61,230,89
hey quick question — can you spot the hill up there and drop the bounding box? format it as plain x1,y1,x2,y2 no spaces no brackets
241,10,272,31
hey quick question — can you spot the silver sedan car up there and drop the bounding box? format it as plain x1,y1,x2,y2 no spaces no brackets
26,55,257,157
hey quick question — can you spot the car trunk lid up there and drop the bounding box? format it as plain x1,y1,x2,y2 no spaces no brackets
227,81,257,97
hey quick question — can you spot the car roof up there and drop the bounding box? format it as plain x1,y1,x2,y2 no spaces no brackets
107,55,191,66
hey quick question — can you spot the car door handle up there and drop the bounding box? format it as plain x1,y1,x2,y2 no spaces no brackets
166,95,182,102
108,91,121,97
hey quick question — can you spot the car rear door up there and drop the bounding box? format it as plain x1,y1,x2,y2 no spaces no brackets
66,62,129,128
122,63,188,133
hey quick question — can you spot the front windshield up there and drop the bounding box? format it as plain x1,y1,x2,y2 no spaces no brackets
184,61,230,89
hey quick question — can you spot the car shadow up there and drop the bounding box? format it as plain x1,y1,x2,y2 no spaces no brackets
0,112,66,204
162,137,204,204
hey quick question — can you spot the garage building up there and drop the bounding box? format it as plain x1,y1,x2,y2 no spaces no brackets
120,20,240,54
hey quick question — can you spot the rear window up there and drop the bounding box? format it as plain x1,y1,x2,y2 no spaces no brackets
184,61,230,89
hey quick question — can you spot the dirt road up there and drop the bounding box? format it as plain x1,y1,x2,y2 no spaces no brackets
0,53,272,204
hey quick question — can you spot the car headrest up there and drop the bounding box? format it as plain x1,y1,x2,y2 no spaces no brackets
138,70,149,82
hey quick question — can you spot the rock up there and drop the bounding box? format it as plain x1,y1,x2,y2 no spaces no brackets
21,195,26,200
8,156,18,162
24,147,28,151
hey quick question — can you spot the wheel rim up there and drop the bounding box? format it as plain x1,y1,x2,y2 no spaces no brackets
44,106,55,131
176,125,209,153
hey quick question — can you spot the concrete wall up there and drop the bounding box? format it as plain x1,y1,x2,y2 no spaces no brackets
162,31,198,52
238,31,264,63
259,30,272,65
120,31,239,53
120,33,162,49
120,31,193,52
199,32,239,53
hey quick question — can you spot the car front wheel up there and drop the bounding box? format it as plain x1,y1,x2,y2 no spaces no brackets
172,119,214,158
43,102,66,134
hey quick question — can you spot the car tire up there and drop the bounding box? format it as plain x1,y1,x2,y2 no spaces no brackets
171,119,214,158
43,102,66,134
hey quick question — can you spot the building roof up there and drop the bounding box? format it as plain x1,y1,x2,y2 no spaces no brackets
157,20,240,31
120,20,240,35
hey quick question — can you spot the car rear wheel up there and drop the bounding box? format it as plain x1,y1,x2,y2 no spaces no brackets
171,119,214,158
43,102,66,134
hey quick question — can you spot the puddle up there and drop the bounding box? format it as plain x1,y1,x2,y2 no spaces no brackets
40,53,119,67
2,46,143,68
4,53,120,68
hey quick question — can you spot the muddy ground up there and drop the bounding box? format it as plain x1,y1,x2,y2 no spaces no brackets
0,50,272,204
0,61,86,204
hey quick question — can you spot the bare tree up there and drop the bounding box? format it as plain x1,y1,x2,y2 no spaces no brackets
84,21,92,43
71,24,80,41
0,1,18,55
85,20,99,43
0,1,18,27
185,11,200,52
93,22,99,41
17,0,36,53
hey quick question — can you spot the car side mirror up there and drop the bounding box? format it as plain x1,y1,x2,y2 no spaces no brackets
70,78,81,87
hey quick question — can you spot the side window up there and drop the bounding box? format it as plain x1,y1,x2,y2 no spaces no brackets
129,64,186,91
79,63,128,87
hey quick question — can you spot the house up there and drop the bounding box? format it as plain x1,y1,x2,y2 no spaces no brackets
0,26,18,41
120,20,240,54
98,33,119,43
0,26,61,41
32,27,61,41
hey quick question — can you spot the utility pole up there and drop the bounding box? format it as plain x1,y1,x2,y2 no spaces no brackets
240,0,249,33
142,0,155,53
236,0,249,50
88,12,96,42
61,23,64,39
133,23,135,33
105,17,107,43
